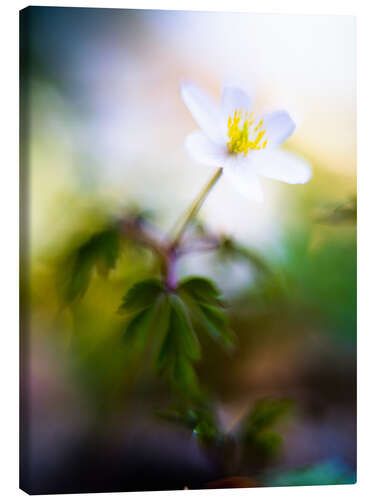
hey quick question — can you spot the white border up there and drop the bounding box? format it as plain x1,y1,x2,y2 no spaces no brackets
2,0,374,498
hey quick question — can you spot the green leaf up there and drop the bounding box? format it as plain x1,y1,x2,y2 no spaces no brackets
121,294,171,380
251,430,283,457
61,225,121,303
245,398,292,433
178,276,223,306
119,278,164,314
91,227,122,274
148,293,172,358
240,398,292,461
156,295,201,396
177,276,234,350
157,297,200,371
62,256,93,302
156,404,219,446
170,295,201,361
198,303,235,349
193,418,217,445
172,355,200,394
123,306,155,348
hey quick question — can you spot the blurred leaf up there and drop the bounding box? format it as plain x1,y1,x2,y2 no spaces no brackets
122,287,170,361
123,306,155,348
119,278,164,314
178,276,224,306
192,414,217,444
157,295,201,395
156,404,219,446
62,254,93,303
178,276,235,350
316,197,357,225
198,303,235,349
172,296,201,361
251,430,283,456
60,225,121,303
173,356,200,395
220,237,272,277
158,296,200,366
244,398,293,432
240,398,293,460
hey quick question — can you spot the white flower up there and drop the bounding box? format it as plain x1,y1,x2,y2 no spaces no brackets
181,82,312,203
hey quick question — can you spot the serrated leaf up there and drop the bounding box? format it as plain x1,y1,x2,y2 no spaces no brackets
61,225,121,303
178,276,224,306
198,303,235,349
156,295,201,396
170,295,201,361
172,355,200,394
91,227,121,273
63,257,93,302
148,294,172,358
246,398,292,433
123,306,155,348
241,398,292,461
119,278,164,314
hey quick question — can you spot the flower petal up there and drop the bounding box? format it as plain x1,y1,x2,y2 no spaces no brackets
181,82,223,144
253,150,312,184
224,163,264,203
185,131,228,167
262,110,296,149
221,86,252,118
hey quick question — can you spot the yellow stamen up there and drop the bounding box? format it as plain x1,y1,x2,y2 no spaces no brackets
227,109,268,156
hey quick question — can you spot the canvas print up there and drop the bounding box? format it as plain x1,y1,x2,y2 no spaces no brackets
20,6,356,494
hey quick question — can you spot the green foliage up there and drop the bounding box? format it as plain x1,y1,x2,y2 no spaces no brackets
118,278,202,396
156,404,220,446
60,225,121,303
121,279,169,357
178,277,235,350
198,303,234,348
123,306,155,347
240,398,293,460
119,278,164,313
118,275,234,398
245,398,292,431
157,295,201,395
178,276,223,306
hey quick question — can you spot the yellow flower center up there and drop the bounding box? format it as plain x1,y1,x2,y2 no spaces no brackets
227,109,268,156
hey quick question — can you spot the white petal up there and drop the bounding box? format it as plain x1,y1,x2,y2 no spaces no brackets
253,150,312,184
224,163,264,203
181,81,223,144
262,110,296,149
221,86,252,117
185,131,228,167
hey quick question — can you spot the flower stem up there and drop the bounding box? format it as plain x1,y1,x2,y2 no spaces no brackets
171,167,223,248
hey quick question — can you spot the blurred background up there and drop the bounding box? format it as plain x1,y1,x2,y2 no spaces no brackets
20,7,356,494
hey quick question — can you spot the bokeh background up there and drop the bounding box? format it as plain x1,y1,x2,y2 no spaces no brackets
20,6,356,494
